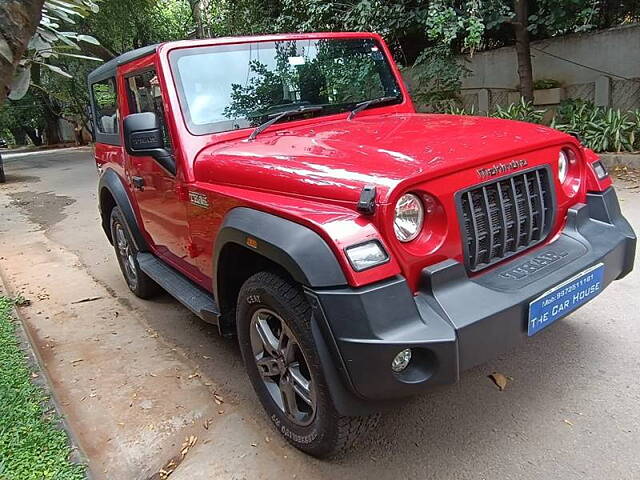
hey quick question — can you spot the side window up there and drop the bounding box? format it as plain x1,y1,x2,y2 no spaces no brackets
126,70,173,152
91,78,118,134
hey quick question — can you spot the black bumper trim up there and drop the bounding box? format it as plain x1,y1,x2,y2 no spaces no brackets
310,187,636,409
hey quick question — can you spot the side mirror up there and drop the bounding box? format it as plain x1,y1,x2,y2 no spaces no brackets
123,112,176,175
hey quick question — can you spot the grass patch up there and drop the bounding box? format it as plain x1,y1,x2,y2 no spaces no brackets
0,296,85,480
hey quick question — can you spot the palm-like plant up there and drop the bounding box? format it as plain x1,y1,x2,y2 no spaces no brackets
7,0,102,100
552,100,639,153
491,98,545,124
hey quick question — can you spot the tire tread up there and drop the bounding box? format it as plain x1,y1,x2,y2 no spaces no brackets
237,270,378,458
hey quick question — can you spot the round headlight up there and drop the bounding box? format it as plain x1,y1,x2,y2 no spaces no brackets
394,193,424,242
558,149,569,183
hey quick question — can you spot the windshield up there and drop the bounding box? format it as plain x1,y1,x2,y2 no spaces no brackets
170,38,402,135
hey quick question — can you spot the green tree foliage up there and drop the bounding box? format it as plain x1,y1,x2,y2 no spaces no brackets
9,0,102,101
3,0,640,146
424,0,638,52
81,0,192,55
1,0,192,145
423,0,639,100
0,92,46,145
206,0,639,110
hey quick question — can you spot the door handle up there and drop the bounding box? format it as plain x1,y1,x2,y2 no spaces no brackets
132,176,145,191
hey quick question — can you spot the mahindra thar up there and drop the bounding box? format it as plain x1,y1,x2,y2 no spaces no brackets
88,32,636,457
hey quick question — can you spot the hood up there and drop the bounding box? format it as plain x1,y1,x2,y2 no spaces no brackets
193,113,572,204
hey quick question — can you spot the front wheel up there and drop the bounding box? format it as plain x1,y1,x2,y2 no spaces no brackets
236,271,378,458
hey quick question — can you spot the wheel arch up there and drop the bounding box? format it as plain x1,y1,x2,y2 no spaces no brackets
98,168,149,252
213,207,347,328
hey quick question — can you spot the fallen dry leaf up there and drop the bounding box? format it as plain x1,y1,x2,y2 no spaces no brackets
71,296,102,304
146,328,159,338
488,372,509,391
180,435,198,456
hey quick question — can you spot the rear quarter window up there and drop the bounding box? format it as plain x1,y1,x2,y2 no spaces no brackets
91,78,119,134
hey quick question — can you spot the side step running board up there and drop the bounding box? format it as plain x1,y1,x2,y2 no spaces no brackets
137,252,220,325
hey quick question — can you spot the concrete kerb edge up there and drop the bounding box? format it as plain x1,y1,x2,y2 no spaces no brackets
0,266,93,480
599,153,640,169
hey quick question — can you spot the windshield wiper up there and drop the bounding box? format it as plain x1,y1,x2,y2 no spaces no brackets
348,96,400,120
248,106,324,141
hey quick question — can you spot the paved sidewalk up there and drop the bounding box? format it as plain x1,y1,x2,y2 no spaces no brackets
1,148,639,479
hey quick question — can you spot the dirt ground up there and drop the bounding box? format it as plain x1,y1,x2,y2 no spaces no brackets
0,147,639,480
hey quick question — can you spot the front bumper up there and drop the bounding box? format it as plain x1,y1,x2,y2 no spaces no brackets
307,188,636,405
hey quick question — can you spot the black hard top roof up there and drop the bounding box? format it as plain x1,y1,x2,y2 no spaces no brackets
87,44,159,84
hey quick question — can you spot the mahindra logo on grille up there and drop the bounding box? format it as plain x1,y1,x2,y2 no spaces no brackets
477,159,528,179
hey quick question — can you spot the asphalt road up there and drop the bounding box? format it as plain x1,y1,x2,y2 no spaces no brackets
1,148,639,479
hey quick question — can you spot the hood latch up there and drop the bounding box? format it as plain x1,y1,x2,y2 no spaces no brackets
357,185,376,215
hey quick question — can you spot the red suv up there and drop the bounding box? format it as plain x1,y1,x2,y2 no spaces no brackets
88,32,636,457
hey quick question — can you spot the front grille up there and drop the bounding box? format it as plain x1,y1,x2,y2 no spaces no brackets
459,167,554,272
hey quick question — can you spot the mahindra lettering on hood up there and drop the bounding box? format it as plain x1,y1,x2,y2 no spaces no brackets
88,32,636,458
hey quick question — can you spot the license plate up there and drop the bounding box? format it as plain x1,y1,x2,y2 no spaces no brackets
528,263,605,336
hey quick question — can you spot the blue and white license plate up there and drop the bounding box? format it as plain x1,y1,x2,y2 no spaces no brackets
528,263,605,336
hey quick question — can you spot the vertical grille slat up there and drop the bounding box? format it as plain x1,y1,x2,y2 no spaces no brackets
495,181,509,257
481,186,495,264
466,191,481,270
459,167,553,272
509,177,522,249
534,170,546,241
523,173,535,244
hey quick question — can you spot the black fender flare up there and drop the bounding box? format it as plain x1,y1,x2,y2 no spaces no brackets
213,207,347,299
98,168,149,252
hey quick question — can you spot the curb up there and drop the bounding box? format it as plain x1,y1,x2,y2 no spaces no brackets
0,271,92,480
599,153,640,169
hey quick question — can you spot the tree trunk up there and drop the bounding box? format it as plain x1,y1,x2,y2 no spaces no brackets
23,127,42,146
9,127,26,145
43,114,61,145
0,0,45,105
189,0,206,39
513,0,534,102
31,63,62,145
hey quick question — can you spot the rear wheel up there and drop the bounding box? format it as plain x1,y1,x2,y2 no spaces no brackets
237,271,378,458
0,153,5,183
109,207,160,299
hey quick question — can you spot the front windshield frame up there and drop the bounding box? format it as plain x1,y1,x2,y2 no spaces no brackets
168,37,403,136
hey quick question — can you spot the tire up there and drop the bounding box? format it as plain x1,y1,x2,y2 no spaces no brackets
0,154,5,183
237,271,378,458
109,206,160,299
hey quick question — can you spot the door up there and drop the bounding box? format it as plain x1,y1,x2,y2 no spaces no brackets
124,69,190,266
